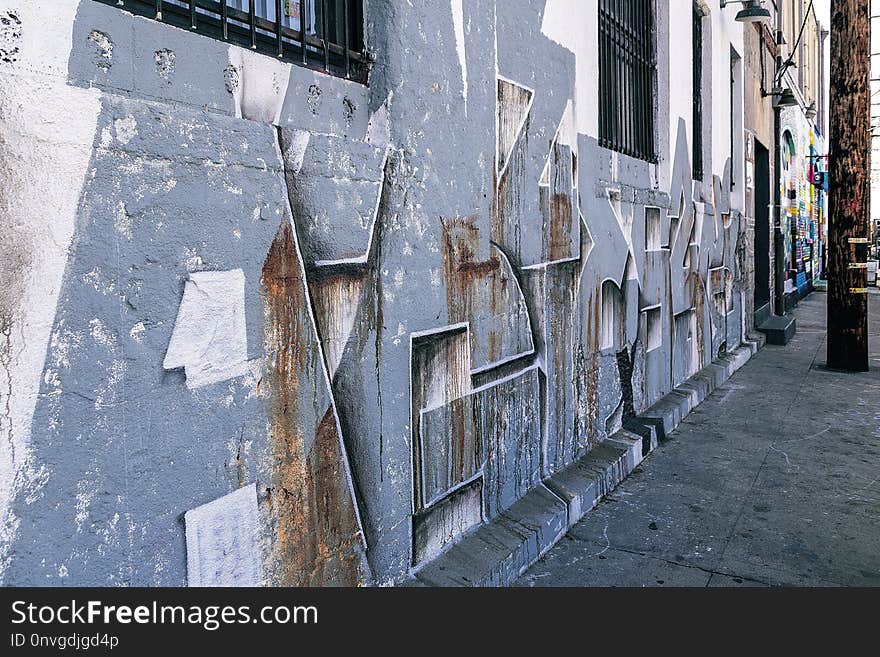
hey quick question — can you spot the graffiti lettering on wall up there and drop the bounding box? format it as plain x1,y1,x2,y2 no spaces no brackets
0,0,746,586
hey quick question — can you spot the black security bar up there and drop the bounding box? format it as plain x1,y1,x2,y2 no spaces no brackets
94,0,367,82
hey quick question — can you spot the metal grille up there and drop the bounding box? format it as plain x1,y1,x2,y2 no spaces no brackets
692,5,703,180
598,0,656,162
93,0,367,81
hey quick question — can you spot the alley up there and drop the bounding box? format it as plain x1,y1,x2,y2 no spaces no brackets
517,291,880,587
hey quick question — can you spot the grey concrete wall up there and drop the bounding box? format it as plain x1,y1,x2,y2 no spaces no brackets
0,0,748,585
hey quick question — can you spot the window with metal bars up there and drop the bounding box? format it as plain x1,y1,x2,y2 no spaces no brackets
692,5,703,181
598,0,656,162
93,0,366,81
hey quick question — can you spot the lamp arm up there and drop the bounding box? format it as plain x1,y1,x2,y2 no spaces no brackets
774,60,794,86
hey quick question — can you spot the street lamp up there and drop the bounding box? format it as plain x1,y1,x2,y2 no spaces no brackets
720,0,772,24
771,86,799,108
805,101,818,120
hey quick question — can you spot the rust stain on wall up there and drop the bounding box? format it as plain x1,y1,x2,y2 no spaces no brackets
440,215,506,364
419,395,479,506
492,107,531,261
546,142,575,262
410,327,478,562
261,221,365,586
410,327,471,510
583,288,601,448
309,270,366,377
548,192,574,261
570,287,601,456
305,406,364,584
692,273,707,374
548,266,573,467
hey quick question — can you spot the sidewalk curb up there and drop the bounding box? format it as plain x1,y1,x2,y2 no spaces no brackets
405,339,761,587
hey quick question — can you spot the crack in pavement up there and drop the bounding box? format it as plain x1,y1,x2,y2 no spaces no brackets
529,537,773,587
714,329,828,569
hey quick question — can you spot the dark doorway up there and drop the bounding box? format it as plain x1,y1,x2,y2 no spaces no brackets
754,140,771,316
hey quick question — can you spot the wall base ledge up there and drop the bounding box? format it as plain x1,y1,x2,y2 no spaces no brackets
400,342,759,586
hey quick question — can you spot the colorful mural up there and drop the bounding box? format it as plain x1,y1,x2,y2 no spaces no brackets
781,111,827,300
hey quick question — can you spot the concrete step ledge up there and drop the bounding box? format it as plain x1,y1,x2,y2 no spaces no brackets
744,332,765,353
403,342,758,587
412,484,567,586
544,442,630,527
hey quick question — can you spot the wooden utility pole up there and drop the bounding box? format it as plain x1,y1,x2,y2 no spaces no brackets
827,0,870,371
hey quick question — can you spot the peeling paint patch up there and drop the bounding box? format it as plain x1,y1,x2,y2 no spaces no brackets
114,201,131,238
74,479,97,533
129,322,145,343
342,96,355,128
223,64,240,94
88,318,115,350
114,116,137,145
154,49,175,83
163,270,248,389
307,84,322,115
183,248,204,272
87,29,112,70
0,11,22,64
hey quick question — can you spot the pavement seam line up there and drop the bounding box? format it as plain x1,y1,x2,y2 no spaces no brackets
537,539,774,587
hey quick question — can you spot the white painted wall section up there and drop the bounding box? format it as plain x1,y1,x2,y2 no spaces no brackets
541,0,599,135
451,0,467,111
0,0,101,581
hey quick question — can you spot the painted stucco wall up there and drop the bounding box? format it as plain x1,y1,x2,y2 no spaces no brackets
0,0,749,585
743,18,777,325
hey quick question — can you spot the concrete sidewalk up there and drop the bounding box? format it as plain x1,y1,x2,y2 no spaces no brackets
517,291,880,587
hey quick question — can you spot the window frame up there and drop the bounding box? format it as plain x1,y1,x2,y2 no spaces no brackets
598,0,658,163
92,0,368,82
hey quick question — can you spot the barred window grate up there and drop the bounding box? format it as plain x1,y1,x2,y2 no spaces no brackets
598,0,657,162
92,0,367,82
